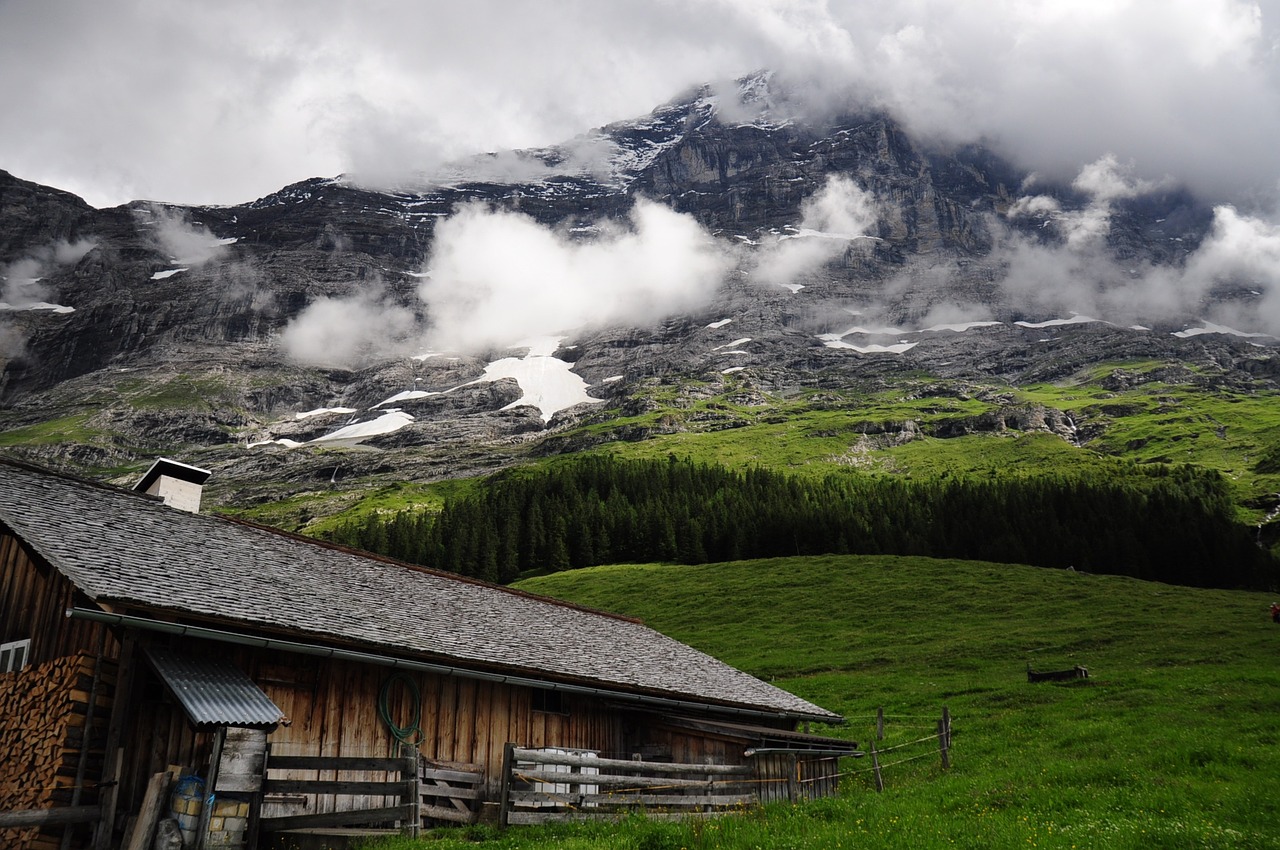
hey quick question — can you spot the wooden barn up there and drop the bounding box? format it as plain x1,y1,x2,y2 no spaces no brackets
0,457,856,849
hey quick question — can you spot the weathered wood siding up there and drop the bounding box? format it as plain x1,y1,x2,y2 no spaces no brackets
244,651,625,805
0,529,115,665
633,723,750,767
107,639,624,814
751,753,842,803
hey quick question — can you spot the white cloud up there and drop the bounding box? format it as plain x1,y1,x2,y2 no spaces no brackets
420,199,732,352
279,198,732,365
1,1,1276,210
0,238,96,306
752,175,879,287
1184,205,1280,330
280,283,420,367
143,206,232,265
995,157,1280,333
0,237,95,359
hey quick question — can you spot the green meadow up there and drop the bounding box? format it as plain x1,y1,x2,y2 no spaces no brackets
367,555,1280,849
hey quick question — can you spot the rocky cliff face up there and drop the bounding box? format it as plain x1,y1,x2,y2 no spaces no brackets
0,76,1276,513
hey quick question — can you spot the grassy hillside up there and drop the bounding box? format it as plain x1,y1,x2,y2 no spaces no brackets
372,555,1280,849
568,364,1280,524
249,359,1280,543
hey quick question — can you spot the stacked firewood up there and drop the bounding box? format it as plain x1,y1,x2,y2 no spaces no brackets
0,652,115,850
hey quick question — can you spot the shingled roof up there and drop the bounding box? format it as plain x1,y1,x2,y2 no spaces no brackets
0,458,837,721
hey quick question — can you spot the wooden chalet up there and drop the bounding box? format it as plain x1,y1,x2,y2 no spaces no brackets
0,457,856,849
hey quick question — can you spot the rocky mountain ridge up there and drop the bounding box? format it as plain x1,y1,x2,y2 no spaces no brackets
0,75,1276,522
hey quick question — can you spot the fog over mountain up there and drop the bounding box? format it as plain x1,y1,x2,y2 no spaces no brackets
2,1,1278,211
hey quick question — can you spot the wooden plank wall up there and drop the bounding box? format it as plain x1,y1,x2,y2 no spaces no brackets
236,652,626,811
751,753,842,803
634,724,749,768
0,530,116,665
114,642,213,817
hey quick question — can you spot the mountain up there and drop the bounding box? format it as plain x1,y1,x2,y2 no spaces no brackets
0,73,1277,547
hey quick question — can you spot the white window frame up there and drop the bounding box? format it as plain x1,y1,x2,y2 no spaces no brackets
0,638,31,673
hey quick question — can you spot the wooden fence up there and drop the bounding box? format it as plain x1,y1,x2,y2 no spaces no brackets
419,758,484,825
259,751,420,836
862,706,952,792
499,746,754,826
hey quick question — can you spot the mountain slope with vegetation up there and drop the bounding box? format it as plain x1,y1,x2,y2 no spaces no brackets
326,453,1276,589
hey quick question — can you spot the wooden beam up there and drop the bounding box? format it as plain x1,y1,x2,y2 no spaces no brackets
264,755,409,772
420,766,484,785
420,804,476,824
511,748,751,775
122,770,175,850
259,804,415,832
0,806,101,828
262,779,416,797
402,744,420,839
193,727,226,850
498,743,514,829
420,785,481,802
511,769,734,790
506,810,725,825
93,630,139,850
508,791,752,807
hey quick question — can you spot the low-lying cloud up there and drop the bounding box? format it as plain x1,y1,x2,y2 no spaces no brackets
281,198,733,366
997,156,1280,333
751,174,879,287
0,238,97,307
280,282,420,367
419,199,733,352
145,205,233,265
0,237,96,359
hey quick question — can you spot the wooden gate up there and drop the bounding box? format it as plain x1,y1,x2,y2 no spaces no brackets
258,750,420,837
419,758,483,825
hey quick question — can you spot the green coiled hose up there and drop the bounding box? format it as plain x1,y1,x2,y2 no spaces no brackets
377,672,423,746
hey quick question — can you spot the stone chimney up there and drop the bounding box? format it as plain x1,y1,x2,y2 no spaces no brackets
133,458,211,513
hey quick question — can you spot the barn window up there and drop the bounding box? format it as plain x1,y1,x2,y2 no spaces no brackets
532,688,568,715
0,638,31,673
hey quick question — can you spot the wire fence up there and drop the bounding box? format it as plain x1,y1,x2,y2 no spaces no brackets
830,706,953,792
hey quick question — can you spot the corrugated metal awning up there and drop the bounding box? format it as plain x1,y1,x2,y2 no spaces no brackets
145,647,283,730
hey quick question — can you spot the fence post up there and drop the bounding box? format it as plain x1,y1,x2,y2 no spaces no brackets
937,719,951,770
498,743,514,829
876,707,885,741
942,706,952,749
402,743,420,838
870,740,883,792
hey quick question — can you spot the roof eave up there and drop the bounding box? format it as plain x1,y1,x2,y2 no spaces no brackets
67,606,840,723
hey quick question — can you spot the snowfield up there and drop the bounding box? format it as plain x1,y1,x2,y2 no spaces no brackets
254,336,601,449
0,301,74,314
1015,315,1103,329
294,407,357,420
309,410,415,446
1172,322,1273,339
821,340,919,354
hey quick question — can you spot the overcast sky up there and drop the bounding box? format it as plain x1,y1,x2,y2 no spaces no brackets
2,0,1278,210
